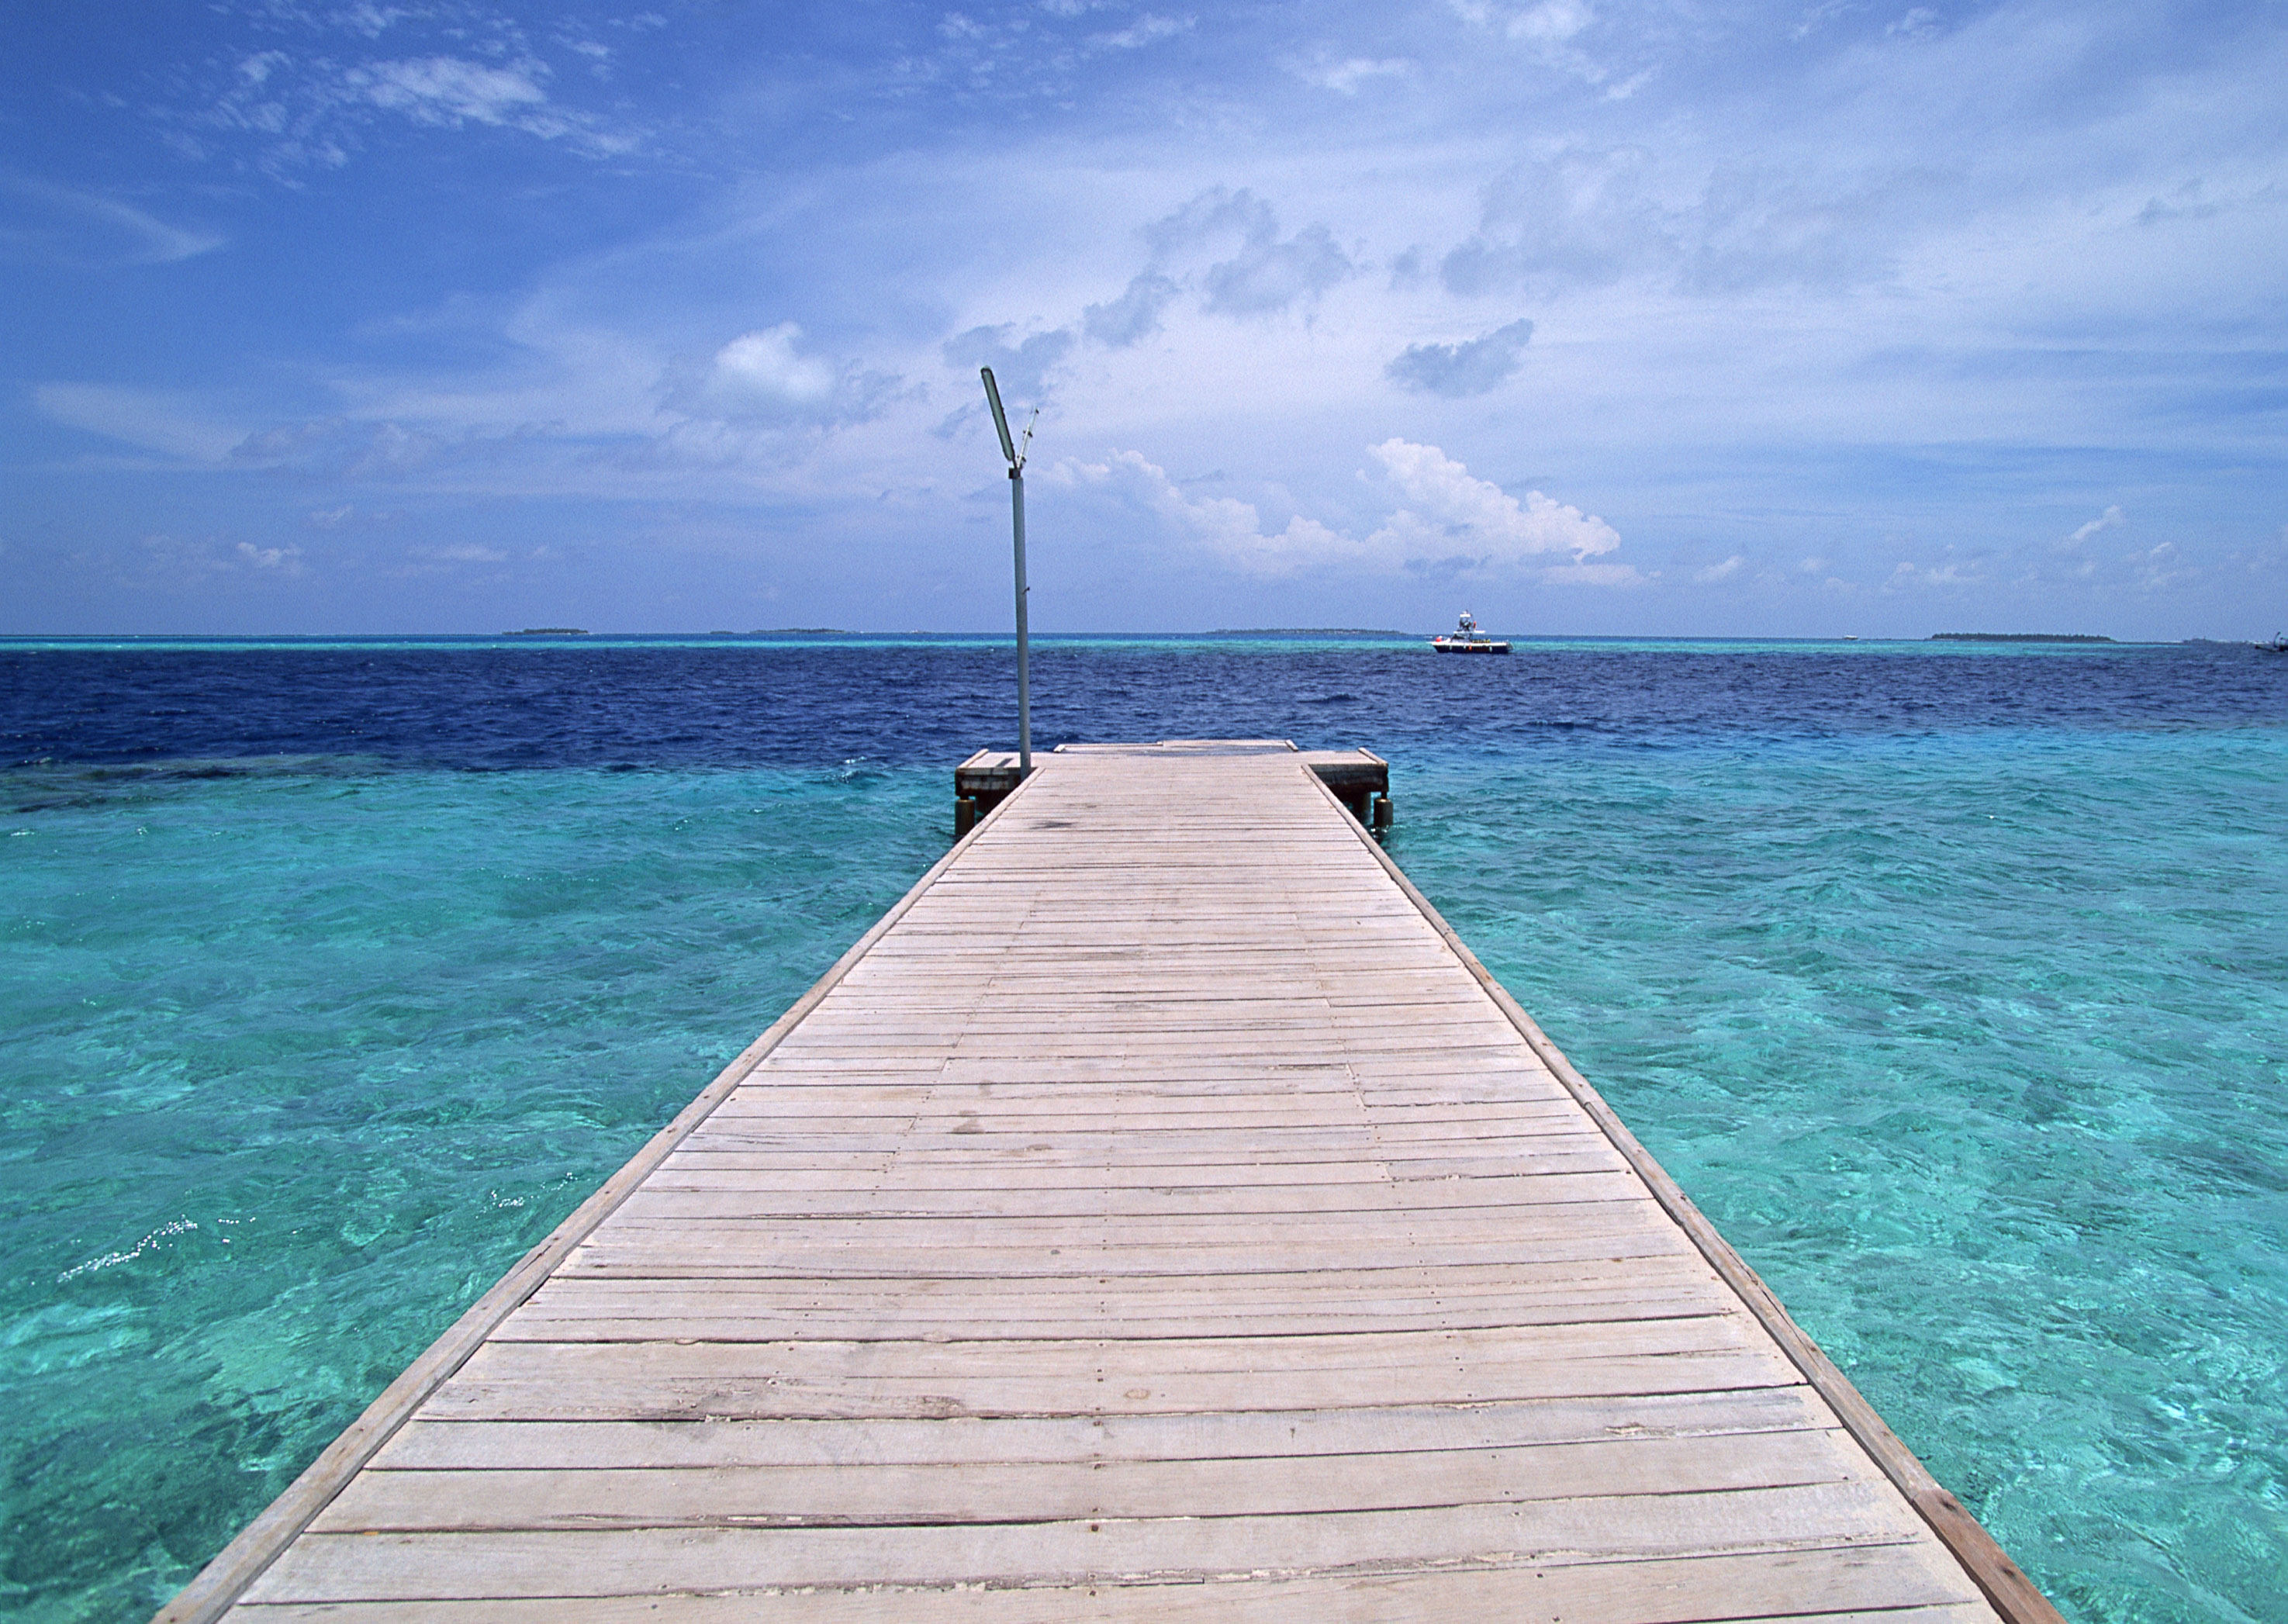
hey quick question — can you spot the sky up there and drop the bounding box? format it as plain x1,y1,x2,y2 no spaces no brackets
3,0,2284,638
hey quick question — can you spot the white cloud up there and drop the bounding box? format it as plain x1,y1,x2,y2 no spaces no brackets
234,541,305,573
0,178,223,268
1097,13,1191,50
1146,188,1355,317
353,57,551,127
1364,439,1620,564
33,384,247,461
1054,440,1631,585
2065,504,2125,546
1507,0,1595,46
1885,558,1984,590
1543,560,1652,586
1083,272,1180,347
2134,539,2189,591
700,327,834,407
1450,0,1617,87
1054,451,1353,577
659,325,896,430
942,324,1074,404
172,21,647,175
1694,553,1747,582
1291,56,1412,95
1443,146,1903,296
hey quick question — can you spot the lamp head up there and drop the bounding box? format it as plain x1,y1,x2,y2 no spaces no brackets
980,368,1018,467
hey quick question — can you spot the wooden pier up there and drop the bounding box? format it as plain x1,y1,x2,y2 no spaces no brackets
161,741,2057,1622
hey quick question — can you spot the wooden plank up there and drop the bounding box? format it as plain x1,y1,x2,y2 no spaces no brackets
231,1547,1988,1622
245,1483,1934,1601
419,1353,1801,1424
607,1169,1638,1220
314,1428,1872,1532
164,746,2039,1624
556,1231,1707,1280
372,1388,1847,1470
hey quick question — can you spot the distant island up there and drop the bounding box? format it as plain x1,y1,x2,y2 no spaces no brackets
1930,632,2113,644
1211,627,1409,637
752,627,858,635
506,627,589,636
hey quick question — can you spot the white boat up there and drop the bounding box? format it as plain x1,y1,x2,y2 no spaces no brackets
1430,611,1510,655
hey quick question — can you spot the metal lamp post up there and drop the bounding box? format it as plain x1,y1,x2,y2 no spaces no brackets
979,368,1035,776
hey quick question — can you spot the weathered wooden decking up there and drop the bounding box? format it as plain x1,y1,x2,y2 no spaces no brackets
163,741,2056,1622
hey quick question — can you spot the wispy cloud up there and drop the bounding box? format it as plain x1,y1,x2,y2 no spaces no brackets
0,178,223,268
158,9,646,176
229,416,553,482
1443,147,1906,296
1287,54,1412,94
2063,504,2125,547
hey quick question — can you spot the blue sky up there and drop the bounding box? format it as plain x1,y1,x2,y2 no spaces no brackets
4,0,2283,636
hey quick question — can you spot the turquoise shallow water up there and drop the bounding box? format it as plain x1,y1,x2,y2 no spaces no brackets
2,641,2285,1621
1397,729,2288,1621
0,761,945,1620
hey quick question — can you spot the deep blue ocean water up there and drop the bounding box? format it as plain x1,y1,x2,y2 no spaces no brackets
3,634,2284,1622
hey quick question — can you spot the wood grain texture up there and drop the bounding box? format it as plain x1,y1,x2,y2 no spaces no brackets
155,743,2043,1622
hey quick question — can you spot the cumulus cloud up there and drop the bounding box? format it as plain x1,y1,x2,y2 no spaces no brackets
941,323,1075,404
1053,450,1353,577
704,326,834,406
1443,148,1668,293
1364,438,1621,567
1450,0,1619,88
1084,272,1179,347
1694,553,1747,582
1203,223,1351,316
1056,438,1630,583
1385,319,1535,396
1146,188,1354,317
659,325,897,428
